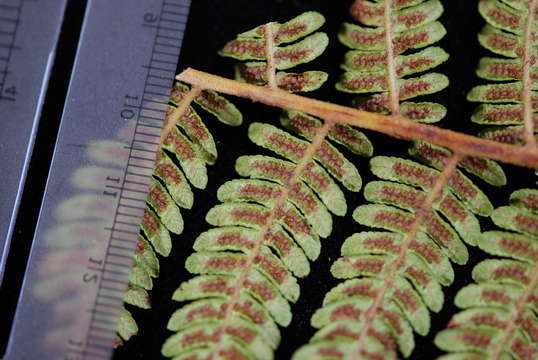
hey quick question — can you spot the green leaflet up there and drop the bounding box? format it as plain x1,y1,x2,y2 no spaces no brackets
468,82,534,103
331,252,445,312
172,274,292,327
141,206,172,257
310,298,415,357
147,178,183,234
478,230,538,263
163,12,352,360
133,236,159,278
167,297,280,347
478,125,538,145
470,0,538,149
476,57,538,82
337,72,449,97
249,122,362,191
238,11,325,45
153,150,193,209
479,0,536,35
324,277,430,335
185,250,300,302
129,260,153,290
293,1,500,358
510,188,538,210
478,24,521,58
492,204,538,237
205,202,320,260
340,232,454,286
281,110,373,157
350,0,443,33
193,226,310,277
363,180,480,247
274,32,329,70
162,321,273,360
409,141,507,187
472,103,537,126
171,82,242,126
436,187,538,358
293,340,397,360
119,80,241,344
217,178,332,238
353,203,468,264
161,125,208,189
220,12,329,91
236,155,347,216
370,156,493,216
124,285,150,309
235,64,329,92
342,46,448,75
338,21,446,53
117,309,138,344
337,3,448,125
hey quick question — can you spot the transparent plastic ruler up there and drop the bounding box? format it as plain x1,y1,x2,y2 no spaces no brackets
4,0,190,359
0,0,68,283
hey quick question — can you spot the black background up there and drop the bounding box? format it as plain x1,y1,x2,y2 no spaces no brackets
0,0,535,359
114,0,535,359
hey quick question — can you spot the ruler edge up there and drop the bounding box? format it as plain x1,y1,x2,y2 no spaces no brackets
0,0,69,283
3,0,192,359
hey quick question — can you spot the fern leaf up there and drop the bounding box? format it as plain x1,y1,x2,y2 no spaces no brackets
370,156,493,216
116,308,138,346
220,11,329,91
141,206,172,257
161,12,375,360
435,187,538,360
281,110,373,157
469,0,538,147
249,122,362,191
123,284,151,309
409,141,507,186
193,227,310,277
115,81,242,343
291,2,504,358
337,0,449,123
235,155,348,217
292,146,498,358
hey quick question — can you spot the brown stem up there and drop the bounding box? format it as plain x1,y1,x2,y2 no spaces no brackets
264,22,278,89
382,0,400,115
350,153,463,359
177,68,538,169
159,86,201,146
521,0,537,149
490,265,538,360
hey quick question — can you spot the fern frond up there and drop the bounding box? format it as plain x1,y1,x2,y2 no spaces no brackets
468,0,538,148
435,188,538,360
293,153,466,359
161,12,374,360
161,116,366,358
290,2,503,358
338,0,449,123
114,82,242,344
292,144,499,359
220,11,329,92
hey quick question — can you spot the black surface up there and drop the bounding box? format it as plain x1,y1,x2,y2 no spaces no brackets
1,0,535,359
114,1,535,359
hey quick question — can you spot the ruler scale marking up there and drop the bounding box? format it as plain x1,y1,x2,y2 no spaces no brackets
5,1,191,358
0,0,69,283
82,2,187,357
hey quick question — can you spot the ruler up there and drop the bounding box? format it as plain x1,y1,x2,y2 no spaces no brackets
0,0,68,283
3,0,190,359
